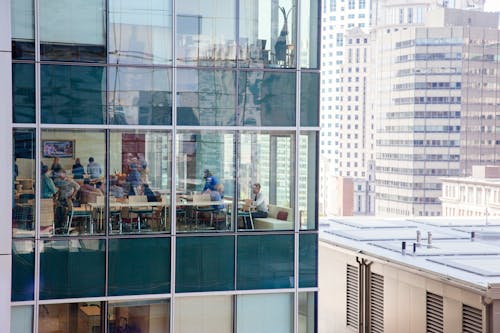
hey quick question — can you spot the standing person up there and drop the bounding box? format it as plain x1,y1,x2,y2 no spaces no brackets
72,157,85,179
41,164,58,199
210,183,225,211
50,157,62,172
87,157,102,180
202,169,219,192
53,169,80,231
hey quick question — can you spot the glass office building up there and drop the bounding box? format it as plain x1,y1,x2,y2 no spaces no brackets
2,0,319,332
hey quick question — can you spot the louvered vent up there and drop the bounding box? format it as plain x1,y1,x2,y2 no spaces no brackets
369,272,384,333
462,304,482,333
426,292,443,333
346,264,359,329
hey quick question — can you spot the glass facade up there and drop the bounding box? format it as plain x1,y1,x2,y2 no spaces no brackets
8,0,319,331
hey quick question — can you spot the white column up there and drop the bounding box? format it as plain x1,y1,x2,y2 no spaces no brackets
0,0,12,331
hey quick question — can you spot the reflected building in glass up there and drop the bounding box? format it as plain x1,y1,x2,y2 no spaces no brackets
2,0,319,332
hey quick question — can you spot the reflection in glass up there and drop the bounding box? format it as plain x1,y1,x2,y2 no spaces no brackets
299,233,318,288
108,67,172,125
300,73,320,127
175,296,232,333
12,63,35,123
109,0,173,65
11,306,33,333
299,132,318,230
177,69,236,126
11,0,35,60
108,238,171,295
13,129,35,238
240,0,297,68
12,240,35,302
238,132,295,231
176,0,236,67
299,292,316,333
239,71,296,126
237,293,293,333
39,0,106,62
300,0,319,69
40,130,106,236
108,299,170,333
109,130,172,234
39,302,103,333
41,65,106,124
176,131,235,232
39,239,105,299
176,236,234,292
237,234,294,290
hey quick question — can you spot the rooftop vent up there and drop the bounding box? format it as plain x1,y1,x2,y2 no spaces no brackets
426,292,443,333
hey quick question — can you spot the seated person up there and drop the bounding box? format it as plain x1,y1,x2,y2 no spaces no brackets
210,183,225,211
202,169,219,192
142,183,159,202
109,178,125,198
78,178,102,204
244,183,268,229
126,163,141,196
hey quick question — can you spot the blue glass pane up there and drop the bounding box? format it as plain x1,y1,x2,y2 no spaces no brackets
41,65,106,124
237,234,294,290
12,240,35,301
12,63,35,123
108,237,171,296
40,239,105,299
299,233,317,288
300,72,319,127
176,236,234,292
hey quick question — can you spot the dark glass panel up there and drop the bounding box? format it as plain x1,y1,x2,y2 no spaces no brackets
299,233,317,288
11,240,35,301
12,63,35,123
300,72,319,127
237,234,294,290
108,238,171,295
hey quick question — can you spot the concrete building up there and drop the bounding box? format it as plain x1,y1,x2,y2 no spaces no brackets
319,216,500,333
3,0,320,332
372,0,500,217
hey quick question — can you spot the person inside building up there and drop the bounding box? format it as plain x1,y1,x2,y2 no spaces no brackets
72,157,85,179
53,168,80,231
202,169,219,192
87,156,102,180
41,164,58,199
249,182,268,219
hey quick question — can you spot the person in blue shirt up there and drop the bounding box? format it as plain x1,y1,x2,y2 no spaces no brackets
87,157,102,180
209,183,225,211
202,169,219,192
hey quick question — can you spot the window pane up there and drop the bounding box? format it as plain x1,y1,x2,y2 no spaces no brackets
300,73,319,127
108,238,171,296
174,295,232,333
39,302,103,332
299,292,316,333
239,0,297,68
12,63,35,123
109,0,173,65
237,234,294,290
41,65,106,124
11,306,33,333
13,129,35,238
176,0,236,67
300,0,319,69
299,132,318,230
108,67,172,125
11,0,35,60
176,236,234,292
39,239,105,299
299,233,317,288
238,132,295,231
177,69,236,126
109,299,170,333
237,293,293,333
175,131,235,233
109,130,172,234
239,71,296,126
12,240,34,301
41,129,106,236
39,0,106,62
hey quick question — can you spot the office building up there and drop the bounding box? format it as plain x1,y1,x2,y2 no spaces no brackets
2,0,320,332
372,0,500,216
319,216,500,333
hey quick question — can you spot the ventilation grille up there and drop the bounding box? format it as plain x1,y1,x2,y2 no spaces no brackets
462,304,482,333
426,292,443,333
369,272,384,333
346,264,359,329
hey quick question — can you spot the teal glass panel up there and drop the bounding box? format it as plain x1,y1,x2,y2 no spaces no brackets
239,71,296,126
108,67,172,125
108,237,171,295
39,239,105,299
237,234,294,290
300,72,319,127
41,65,106,124
12,63,35,123
176,236,234,292
177,69,236,126
11,0,35,60
12,240,35,301
299,233,317,288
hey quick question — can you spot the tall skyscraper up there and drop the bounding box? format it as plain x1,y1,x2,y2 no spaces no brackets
2,0,320,332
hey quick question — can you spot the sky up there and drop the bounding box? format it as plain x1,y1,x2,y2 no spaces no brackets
484,0,500,12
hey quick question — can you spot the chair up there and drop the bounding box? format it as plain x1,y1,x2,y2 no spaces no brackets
40,199,55,236
128,195,153,231
193,193,216,229
66,204,94,235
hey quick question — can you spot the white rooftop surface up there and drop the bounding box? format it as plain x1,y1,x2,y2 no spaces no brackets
320,217,500,291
